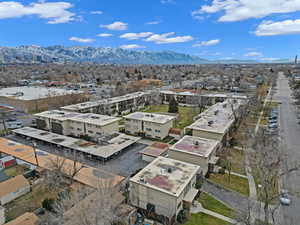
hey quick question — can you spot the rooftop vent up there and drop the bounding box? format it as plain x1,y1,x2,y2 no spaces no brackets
214,110,219,115
167,168,173,173
194,141,199,146
91,116,99,119
139,177,147,183
208,120,214,126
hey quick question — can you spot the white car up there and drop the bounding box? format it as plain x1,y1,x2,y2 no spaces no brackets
280,190,291,206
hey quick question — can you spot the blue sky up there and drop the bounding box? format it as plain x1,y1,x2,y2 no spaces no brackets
1,0,300,60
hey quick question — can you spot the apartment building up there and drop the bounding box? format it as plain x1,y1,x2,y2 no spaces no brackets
169,135,221,175
160,89,247,107
61,91,151,116
186,99,244,145
124,112,175,140
0,86,87,113
129,157,200,221
35,110,120,138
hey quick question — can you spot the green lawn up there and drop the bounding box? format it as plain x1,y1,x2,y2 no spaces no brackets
228,149,246,175
143,104,199,129
184,213,230,225
208,174,249,196
4,165,29,177
198,192,234,219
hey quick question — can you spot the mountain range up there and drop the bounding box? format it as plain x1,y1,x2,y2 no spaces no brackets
0,46,292,64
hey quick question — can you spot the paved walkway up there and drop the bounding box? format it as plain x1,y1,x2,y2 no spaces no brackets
225,170,248,179
191,201,237,224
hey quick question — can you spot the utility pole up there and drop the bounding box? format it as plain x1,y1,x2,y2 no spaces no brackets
32,141,39,166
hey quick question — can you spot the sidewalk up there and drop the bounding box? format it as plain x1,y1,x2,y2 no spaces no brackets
191,201,237,224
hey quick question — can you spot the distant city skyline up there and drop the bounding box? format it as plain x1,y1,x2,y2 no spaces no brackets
0,0,299,60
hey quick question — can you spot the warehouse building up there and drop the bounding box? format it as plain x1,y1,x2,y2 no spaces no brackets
124,112,175,140
169,135,221,175
0,86,87,113
129,157,200,222
35,110,120,139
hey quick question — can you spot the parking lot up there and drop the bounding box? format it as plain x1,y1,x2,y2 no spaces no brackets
7,134,148,178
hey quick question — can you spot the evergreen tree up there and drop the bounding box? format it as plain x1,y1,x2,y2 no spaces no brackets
168,96,178,113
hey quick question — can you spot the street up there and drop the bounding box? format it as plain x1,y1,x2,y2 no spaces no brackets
275,72,300,224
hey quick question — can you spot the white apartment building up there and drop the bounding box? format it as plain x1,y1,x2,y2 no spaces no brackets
35,110,120,139
124,112,175,140
129,157,200,221
160,90,247,107
186,99,244,145
169,135,221,175
61,92,151,116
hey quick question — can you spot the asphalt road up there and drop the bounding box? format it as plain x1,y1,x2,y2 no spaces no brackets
275,72,300,224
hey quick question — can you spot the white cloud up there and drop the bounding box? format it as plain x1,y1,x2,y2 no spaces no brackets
97,33,113,37
161,0,175,4
192,0,300,22
69,37,95,43
100,21,128,31
91,11,103,15
255,19,300,36
245,51,263,57
146,21,161,25
145,32,193,44
120,44,146,49
120,32,153,40
261,57,280,61
0,1,75,24
193,39,220,47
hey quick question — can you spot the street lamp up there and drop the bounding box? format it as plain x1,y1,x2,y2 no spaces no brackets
32,140,39,167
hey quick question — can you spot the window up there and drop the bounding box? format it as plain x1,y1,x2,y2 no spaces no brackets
146,203,155,213
77,128,82,131
88,130,93,134
155,129,160,133
146,128,152,131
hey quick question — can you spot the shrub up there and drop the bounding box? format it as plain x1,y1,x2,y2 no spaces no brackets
42,198,55,211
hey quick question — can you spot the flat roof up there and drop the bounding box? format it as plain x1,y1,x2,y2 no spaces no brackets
0,175,29,198
130,156,200,197
170,135,220,158
139,142,169,157
61,91,146,111
187,99,243,134
160,90,248,99
0,86,83,101
4,213,38,225
124,112,175,124
0,138,124,188
13,127,140,159
35,110,120,125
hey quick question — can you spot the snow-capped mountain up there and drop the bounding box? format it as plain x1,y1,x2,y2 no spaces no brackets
0,45,209,64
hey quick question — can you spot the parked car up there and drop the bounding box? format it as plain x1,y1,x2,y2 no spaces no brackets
268,124,278,129
6,121,23,129
268,119,277,124
269,116,278,120
280,190,291,206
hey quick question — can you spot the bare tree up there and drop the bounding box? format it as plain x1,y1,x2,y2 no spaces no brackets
44,153,85,192
46,179,123,225
248,129,300,225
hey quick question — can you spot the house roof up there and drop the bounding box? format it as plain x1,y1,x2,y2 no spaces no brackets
0,175,29,198
4,213,38,225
